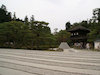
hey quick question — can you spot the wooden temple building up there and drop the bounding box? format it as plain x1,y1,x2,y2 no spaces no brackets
68,25,90,48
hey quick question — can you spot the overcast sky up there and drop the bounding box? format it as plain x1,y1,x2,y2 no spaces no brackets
0,0,100,32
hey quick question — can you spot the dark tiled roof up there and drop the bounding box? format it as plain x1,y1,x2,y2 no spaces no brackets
68,25,90,32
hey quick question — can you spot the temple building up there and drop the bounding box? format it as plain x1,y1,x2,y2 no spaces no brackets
68,25,90,48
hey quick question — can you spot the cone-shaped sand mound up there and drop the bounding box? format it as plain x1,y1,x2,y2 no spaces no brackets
59,42,78,52
59,42,70,49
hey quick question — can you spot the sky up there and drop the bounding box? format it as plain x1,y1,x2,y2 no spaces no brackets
0,0,100,32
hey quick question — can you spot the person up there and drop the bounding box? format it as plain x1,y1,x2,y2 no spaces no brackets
86,43,90,50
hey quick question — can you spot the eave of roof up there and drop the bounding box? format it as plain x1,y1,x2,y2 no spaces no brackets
68,25,90,32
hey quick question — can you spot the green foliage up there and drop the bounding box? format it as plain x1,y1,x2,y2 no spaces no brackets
24,16,29,25
0,4,57,50
30,15,34,22
0,21,29,47
70,21,100,43
13,12,16,21
0,20,56,50
30,21,56,49
0,5,12,23
65,22,71,30
55,30,71,44
72,21,89,28
92,8,100,22
87,22,100,42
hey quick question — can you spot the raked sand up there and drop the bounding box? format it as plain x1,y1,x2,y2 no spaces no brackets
0,48,100,75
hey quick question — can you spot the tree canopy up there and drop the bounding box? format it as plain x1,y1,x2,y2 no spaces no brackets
0,4,12,23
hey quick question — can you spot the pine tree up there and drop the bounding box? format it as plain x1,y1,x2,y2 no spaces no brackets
1,4,7,11
24,16,29,25
13,12,16,21
92,8,100,23
0,4,12,23
30,15,34,22
65,22,71,30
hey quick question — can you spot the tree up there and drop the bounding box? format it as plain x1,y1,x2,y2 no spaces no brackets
16,18,23,22
92,8,100,23
0,4,12,23
7,12,12,21
24,16,29,25
1,4,7,11
0,21,31,48
30,15,34,22
13,12,16,21
88,22,100,42
55,30,71,43
0,4,56,49
30,21,52,49
29,15,35,29
80,21,90,28
65,22,71,30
